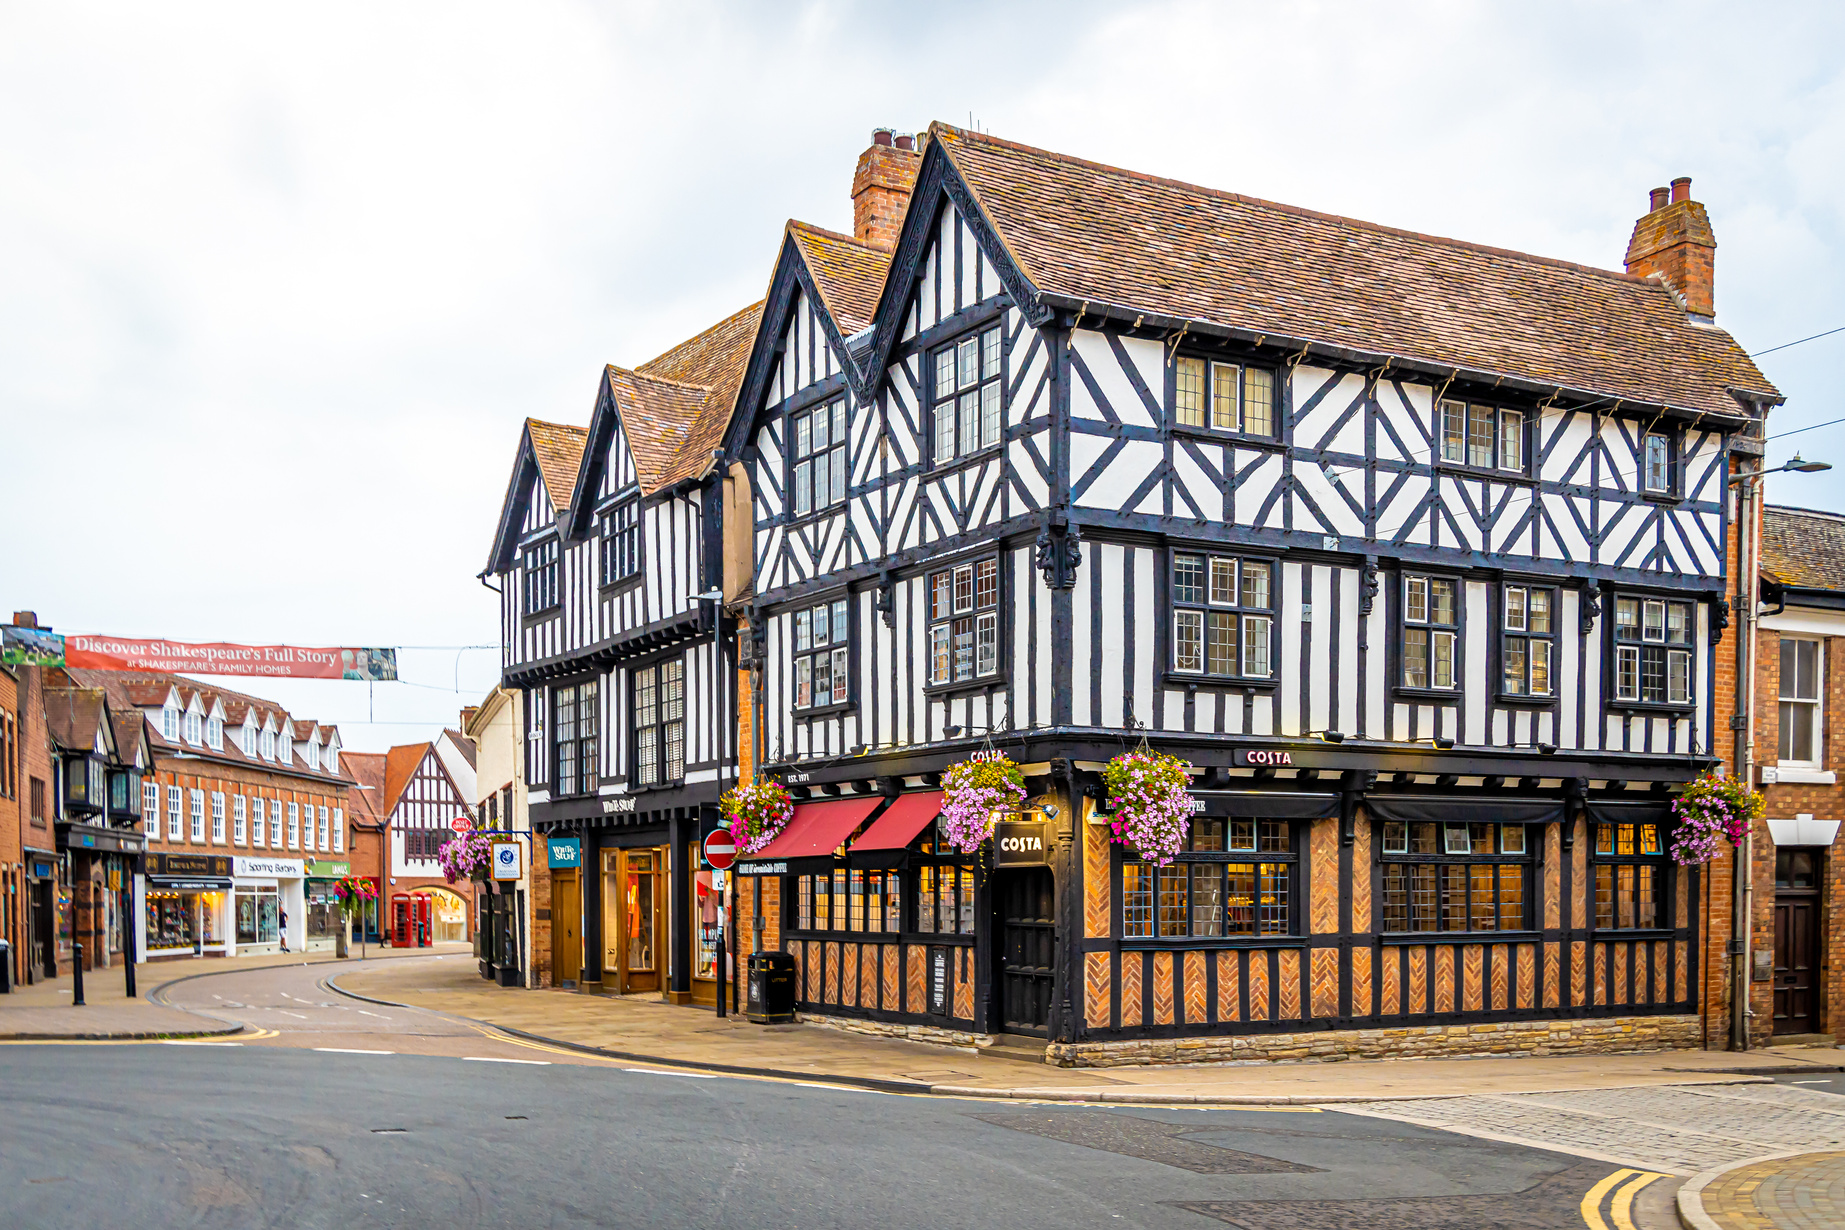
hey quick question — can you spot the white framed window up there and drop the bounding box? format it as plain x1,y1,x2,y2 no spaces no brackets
1170,553,1274,679
931,325,1002,464
1779,638,1823,766
333,808,344,854
206,717,223,750
288,802,300,850
1643,432,1672,493
143,781,159,836
233,795,247,844
260,728,274,761
190,789,205,842
926,557,1001,686
271,800,283,849
1440,400,1526,472
326,744,338,775
793,598,851,710
1173,356,1277,438
318,805,330,851
1501,584,1555,697
162,706,179,741
210,791,225,843
185,712,202,745
789,398,848,518
252,797,266,847
1401,574,1458,689
167,786,183,841
277,734,291,766
305,740,318,770
1612,595,1693,705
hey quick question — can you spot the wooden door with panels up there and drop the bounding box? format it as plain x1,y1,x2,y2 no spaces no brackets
552,869,582,989
1773,848,1822,1036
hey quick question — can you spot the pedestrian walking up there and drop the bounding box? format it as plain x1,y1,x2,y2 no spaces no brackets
278,906,290,954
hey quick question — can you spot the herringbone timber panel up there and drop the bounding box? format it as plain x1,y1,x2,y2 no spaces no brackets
1654,940,1669,1004
1543,941,1560,1008
1310,817,1337,935
1084,820,1110,938
881,944,897,1010
828,941,842,1006
1216,951,1238,1022
1408,946,1427,1015
954,948,973,1020
906,944,923,1013
803,941,817,1002
1544,822,1562,930
1086,952,1111,1028
1184,951,1207,1025
842,943,858,1007
1462,944,1483,1012
1613,943,1628,1006
1278,950,1301,1020
1153,951,1175,1024
1351,815,1373,934
1383,947,1401,1016
1310,947,1338,1019
1351,945,1372,1017
1121,952,1143,1028
1572,940,1587,1006
1593,943,1607,1006
862,943,878,1008
1675,940,1688,1002
1571,824,1588,930
1247,953,1269,1022
1517,943,1535,1009
1434,946,1455,1013
1490,944,1509,1011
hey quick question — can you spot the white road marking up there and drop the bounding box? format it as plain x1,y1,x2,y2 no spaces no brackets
1793,1079,1832,1084
279,1011,308,1019
357,1010,391,1019
623,1068,717,1079
464,1056,551,1065
163,1040,243,1046
313,1048,394,1055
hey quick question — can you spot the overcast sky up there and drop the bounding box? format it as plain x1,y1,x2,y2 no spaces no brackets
4,1,1841,752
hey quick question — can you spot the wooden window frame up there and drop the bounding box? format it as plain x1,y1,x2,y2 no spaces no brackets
1438,399,1532,477
1610,594,1695,710
1379,821,1535,936
598,499,641,589
1641,430,1677,496
1499,583,1558,701
1591,819,1672,933
788,868,905,936
631,656,686,789
1778,636,1824,768
1167,550,1276,684
1170,353,1279,441
788,397,849,521
792,595,853,714
522,537,561,616
928,323,1004,468
1399,572,1461,693
1120,818,1298,944
552,679,600,798
924,555,1003,693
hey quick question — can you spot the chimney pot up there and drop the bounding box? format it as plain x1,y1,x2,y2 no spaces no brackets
1670,176,1692,203
1648,186,1669,212
872,127,894,147
852,129,922,249
1625,176,1717,319
894,133,914,152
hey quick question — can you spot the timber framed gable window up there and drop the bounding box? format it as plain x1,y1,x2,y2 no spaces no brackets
1439,400,1527,474
793,597,851,711
1170,552,1274,680
598,499,641,587
1381,822,1531,933
1500,584,1555,697
930,324,1002,465
522,538,560,615
552,680,599,798
1642,431,1675,495
1123,818,1295,939
632,658,685,787
789,398,848,518
1401,574,1459,690
1778,638,1823,766
1593,817,1668,930
927,556,1001,688
1612,595,1693,706
1172,355,1277,439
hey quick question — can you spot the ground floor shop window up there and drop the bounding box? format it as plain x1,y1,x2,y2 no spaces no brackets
1123,818,1294,938
793,868,904,933
57,878,74,957
1381,821,1529,933
1593,819,1666,930
306,883,339,942
146,891,205,948
236,886,280,945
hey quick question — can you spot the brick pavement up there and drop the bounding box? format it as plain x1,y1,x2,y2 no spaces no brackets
1684,1150,1845,1229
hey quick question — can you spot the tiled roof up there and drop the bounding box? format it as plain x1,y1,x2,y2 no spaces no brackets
635,300,765,490
109,704,150,766
1761,505,1845,593
527,418,588,515
343,751,389,827
382,743,428,815
788,221,890,335
603,368,710,493
931,123,1779,418
43,688,107,753
442,728,478,770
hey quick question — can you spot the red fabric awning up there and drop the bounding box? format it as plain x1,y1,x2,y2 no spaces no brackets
753,797,883,863
848,791,943,854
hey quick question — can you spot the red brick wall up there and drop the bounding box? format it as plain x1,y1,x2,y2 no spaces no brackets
0,669,21,987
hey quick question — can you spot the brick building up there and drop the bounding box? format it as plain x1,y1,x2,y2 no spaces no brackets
1,664,21,988
343,749,388,944
377,732,477,947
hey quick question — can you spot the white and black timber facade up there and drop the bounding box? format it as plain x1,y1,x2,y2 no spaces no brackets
719,127,1784,1063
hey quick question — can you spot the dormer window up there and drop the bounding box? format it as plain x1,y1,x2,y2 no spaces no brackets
162,705,179,741
260,729,275,761
243,725,257,756
277,734,291,765
207,717,223,750
305,740,319,770
185,711,202,745
326,744,339,774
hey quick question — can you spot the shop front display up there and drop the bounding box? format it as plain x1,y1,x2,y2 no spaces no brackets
602,847,664,994
143,853,233,959
235,886,280,946
303,861,352,951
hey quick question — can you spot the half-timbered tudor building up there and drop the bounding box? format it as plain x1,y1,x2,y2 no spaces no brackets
485,304,761,1003
379,734,475,946
724,126,1784,1063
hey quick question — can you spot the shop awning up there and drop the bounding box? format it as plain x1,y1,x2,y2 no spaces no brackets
146,875,234,891
847,791,943,869
1364,795,1564,826
735,797,883,876
1190,791,1340,819
1585,800,1674,827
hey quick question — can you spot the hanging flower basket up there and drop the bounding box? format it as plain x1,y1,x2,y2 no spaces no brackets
939,753,1027,855
333,875,377,918
1669,771,1764,866
722,779,794,856
1103,750,1193,866
438,828,495,884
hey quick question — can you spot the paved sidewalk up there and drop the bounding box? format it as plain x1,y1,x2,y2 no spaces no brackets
332,956,1845,1105
1681,1149,1845,1229
0,943,471,1039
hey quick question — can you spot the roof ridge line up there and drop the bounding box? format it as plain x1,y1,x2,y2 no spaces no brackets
929,121,1657,288
787,218,893,253
606,364,713,394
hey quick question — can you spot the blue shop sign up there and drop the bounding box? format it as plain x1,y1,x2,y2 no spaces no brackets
547,837,582,869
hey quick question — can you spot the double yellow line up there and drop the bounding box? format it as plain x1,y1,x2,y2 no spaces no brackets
1581,1167,1666,1230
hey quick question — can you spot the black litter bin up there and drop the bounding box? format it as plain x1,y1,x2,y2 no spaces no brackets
0,939,10,994
746,950,796,1024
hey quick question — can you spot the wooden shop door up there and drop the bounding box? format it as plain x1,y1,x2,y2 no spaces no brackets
605,848,663,994
552,870,582,989
995,866,1056,1036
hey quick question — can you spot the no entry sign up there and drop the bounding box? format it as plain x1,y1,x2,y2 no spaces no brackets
450,816,472,832
703,830,736,871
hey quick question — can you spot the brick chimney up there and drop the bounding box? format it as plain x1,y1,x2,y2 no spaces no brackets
11,611,40,629
851,127,921,249
1624,176,1717,320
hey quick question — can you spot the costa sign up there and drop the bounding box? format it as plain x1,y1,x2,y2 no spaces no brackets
1236,749,1295,767
994,819,1050,867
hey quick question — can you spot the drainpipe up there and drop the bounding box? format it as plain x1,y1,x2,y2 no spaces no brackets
1732,455,1760,1051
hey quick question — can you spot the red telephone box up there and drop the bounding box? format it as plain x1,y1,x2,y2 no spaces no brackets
391,895,411,947
411,892,432,947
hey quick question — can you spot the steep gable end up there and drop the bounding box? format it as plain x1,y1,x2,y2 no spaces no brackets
483,418,588,575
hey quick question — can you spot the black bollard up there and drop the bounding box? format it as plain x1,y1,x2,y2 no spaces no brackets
124,893,137,1000
72,942,85,1007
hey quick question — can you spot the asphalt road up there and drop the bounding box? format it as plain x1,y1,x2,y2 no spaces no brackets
0,960,1633,1229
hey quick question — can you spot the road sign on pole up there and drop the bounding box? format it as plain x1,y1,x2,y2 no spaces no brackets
702,830,736,871
450,816,472,832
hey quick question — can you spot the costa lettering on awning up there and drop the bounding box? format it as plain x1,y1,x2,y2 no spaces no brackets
64,635,397,680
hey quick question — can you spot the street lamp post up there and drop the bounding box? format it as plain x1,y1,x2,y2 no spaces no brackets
1726,452,1829,1051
